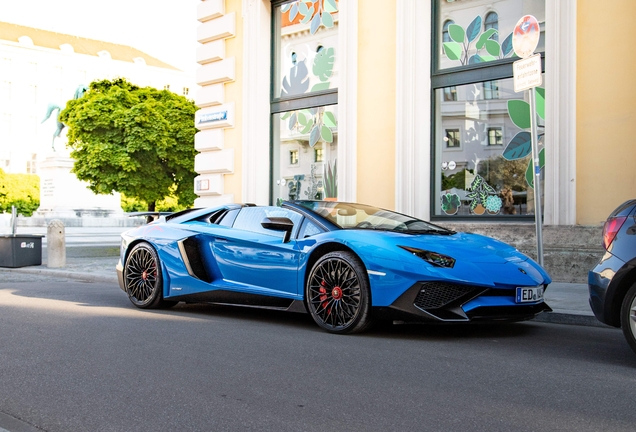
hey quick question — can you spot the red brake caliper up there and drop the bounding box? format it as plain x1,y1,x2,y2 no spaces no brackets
319,280,329,312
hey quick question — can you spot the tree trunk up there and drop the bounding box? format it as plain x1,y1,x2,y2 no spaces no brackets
146,201,156,223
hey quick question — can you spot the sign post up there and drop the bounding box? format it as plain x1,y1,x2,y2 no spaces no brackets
512,15,544,266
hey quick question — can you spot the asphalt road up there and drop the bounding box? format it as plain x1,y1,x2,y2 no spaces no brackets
0,276,635,432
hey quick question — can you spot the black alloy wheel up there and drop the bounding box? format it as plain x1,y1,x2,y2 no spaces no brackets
306,251,372,334
124,242,177,309
620,282,636,354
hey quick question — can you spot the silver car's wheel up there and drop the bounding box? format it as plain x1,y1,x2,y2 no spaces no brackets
620,283,636,354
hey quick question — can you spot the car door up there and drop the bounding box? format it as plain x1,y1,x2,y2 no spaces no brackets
211,206,303,298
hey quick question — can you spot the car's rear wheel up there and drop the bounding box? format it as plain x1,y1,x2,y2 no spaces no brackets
124,242,177,309
306,251,372,334
620,283,636,354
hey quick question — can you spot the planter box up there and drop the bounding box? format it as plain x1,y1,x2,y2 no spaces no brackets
0,235,43,268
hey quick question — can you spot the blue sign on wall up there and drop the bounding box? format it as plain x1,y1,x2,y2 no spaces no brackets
199,111,228,124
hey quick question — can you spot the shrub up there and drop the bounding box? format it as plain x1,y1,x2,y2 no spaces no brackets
0,168,40,216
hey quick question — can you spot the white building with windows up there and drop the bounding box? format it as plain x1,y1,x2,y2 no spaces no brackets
0,21,195,175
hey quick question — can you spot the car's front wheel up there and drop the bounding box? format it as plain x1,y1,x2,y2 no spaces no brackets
620,282,636,354
306,251,372,334
124,242,177,309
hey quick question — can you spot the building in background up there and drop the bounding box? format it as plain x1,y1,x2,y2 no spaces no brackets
0,21,195,174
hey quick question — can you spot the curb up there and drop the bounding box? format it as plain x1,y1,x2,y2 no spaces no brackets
532,311,609,328
0,267,117,284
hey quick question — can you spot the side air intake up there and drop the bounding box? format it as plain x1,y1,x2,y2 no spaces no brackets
178,237,212,283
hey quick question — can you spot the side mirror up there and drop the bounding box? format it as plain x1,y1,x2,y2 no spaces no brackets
261,217,294,243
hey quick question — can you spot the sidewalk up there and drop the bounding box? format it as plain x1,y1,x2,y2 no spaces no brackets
0,253,603,328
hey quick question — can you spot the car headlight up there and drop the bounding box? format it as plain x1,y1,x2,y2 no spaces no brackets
399,246,456,268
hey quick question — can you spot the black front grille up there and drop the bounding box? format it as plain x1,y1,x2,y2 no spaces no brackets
414,282,477,310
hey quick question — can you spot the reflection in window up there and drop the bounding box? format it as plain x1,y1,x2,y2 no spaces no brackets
274,2,339,98
443,86,458,101
434,1,546,218
434,78,542,216
445,129,460,148
484,12,499,41
488,127,503,146
290,149,299,165
233,207,302,238
273,106,338,203
434,78,545,217
483,81,499,100
442,20,454,43
437,1,545,71
272,2,339,204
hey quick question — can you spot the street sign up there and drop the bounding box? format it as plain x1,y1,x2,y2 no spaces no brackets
512,14,544,267
512,15,540,59
513,54,542,93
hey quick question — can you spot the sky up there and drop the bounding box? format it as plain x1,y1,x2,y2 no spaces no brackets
0,0,200,75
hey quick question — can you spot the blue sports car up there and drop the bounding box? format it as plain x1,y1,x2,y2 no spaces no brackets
116,201,552,334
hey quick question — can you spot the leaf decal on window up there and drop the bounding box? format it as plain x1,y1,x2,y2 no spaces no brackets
476,29,498,49
288,112,297,130
449,24,465,43
502,132,532,160
501,32,514,57
468,54,484,64
321,125,333,142
443,42,462,61
507,100,531,129
313,47,335,82
485,40,500,57
310,13,321,34
309,125,320,147
281,60,310,97
325,0,338,13
322,11,334,28
466,16,482,43
323,111,337,127
535,87,545,120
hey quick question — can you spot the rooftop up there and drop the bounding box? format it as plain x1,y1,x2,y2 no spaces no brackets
0,21,179,71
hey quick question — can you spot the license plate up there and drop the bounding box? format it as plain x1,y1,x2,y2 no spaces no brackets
515,286,544,303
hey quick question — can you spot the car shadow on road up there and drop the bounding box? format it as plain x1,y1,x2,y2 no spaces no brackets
4,280,635,367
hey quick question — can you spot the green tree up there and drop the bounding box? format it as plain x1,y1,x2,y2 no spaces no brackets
0,168,40,216
59,78,198,212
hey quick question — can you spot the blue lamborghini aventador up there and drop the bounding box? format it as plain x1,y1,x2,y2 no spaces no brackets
116,201,552,334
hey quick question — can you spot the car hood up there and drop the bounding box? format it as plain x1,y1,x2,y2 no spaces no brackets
341,230,551,286
401,231,525,263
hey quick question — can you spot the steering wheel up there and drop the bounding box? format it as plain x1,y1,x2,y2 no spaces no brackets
355,221,373,229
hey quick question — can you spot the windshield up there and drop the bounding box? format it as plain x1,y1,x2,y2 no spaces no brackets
295,201,453,234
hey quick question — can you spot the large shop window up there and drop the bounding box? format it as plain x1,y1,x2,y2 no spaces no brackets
432,0,545,219
271,0,339,205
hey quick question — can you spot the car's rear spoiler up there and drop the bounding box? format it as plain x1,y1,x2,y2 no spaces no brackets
127,208,203,223
127,211,173,222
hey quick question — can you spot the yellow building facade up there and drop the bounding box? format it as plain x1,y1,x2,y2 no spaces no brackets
193,0,635,228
